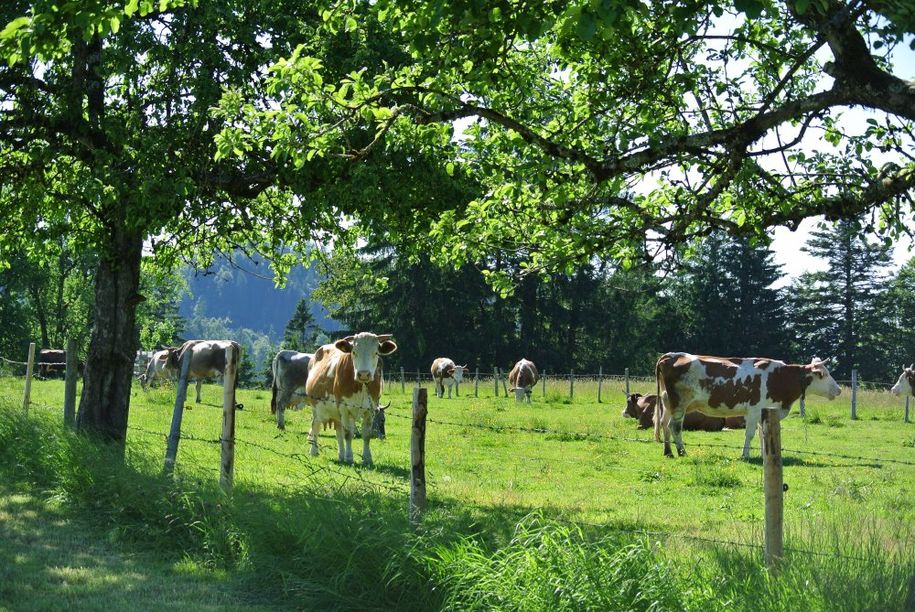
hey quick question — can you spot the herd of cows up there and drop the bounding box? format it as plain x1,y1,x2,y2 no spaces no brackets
30,340,915,465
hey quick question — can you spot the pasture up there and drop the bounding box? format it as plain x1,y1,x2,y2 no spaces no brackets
2,373,914,610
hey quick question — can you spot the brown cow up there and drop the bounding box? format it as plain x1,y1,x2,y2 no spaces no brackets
166,340,241,404
431,357,468,399
655,353,840,458
304,332,396,465
508,358,539,403
623,393,746,438
37,349,67,378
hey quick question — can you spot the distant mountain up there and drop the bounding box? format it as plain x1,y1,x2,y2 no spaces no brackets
178,254,340,342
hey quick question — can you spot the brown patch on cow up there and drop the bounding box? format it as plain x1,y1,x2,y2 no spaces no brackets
509,359,539,389
703,358,738,380
754,359,773,370
683,411,725,431
307,343,383,404
907,370,915,396
703,373,762,409
656,353,694,412
766,364,808,407
724,416,746,428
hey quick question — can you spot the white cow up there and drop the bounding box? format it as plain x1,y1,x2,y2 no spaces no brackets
891,364,915,397
431,357,468,398
140,348,176,390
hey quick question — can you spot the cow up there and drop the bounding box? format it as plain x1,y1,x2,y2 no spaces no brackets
140,348,176,390
508,358,539,403
37,349,67,378
166,340,241,405
891,364,915,397
431,358,468,399
623,393,747,437
655,353,840,459
304,332,396,465
271,349,314,429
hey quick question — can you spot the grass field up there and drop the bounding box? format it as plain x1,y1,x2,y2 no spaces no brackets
2,373,914,610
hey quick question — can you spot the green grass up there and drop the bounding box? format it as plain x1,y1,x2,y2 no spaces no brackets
1,374,914,610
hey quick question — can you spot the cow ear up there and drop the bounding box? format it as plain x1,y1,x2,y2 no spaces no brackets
334,339,353,353
313,346,325,361
378,340,397,355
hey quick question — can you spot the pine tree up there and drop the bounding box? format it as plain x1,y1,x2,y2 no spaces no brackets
283,298,319,352
793,219,893,379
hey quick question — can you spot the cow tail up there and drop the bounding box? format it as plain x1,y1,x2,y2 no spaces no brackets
654,356,663,443
270,354,278,414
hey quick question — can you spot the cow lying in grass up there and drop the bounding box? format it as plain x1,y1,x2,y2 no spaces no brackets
623,393,745,439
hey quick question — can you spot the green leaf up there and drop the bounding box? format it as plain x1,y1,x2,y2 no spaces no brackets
733,0,765,19
794,0,811,15
1,17,30,41
576,13,597,41
445,162,454,176
110,16,120,33
124,0,139,16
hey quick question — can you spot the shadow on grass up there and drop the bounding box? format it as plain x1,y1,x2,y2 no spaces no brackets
742,456,883,469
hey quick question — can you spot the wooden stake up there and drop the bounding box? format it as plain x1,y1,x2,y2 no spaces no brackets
164,351,192,477
500,368,508,397
542,370,546,397
624,367,630,396
905,396,910,423
63,339,77,429
474,367,479,398
410,387,428,524
220,345,237,493
569,369,574,399
493,367,499,397
400,366,405,393
22,342,35,413
761,408,784,570
850,369,858,420
597,366,603,403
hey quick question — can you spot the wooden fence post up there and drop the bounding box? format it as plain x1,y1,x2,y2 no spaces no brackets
474,367,479,398
625,367,630,397
597,366,603,403
905,396,910,424
850,369,858,420
220,345,237,493
569,369,574,399
21,342,36,414
400,366,405,393
493,367,499,397
542,370,546,397
410,387,428,524
164,351,192,477
501,368,509,397
63,339,77,429
416,370,421,388
761,408,784,570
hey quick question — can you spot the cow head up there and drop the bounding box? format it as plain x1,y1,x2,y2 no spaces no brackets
622,393,644,419
453,364,468,384
335,332,397,383
807,357,841,400
891,364,915,397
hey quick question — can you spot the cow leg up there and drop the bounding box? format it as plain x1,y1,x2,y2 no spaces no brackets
194,379,202,403
446,380,452,399
335,422,347,462
308,414,321,456
342,418,355,464
659,392,674,456
275,387,295,430
671,412,686,456
361,415,373,466
526,388,532,404
742,409,761,460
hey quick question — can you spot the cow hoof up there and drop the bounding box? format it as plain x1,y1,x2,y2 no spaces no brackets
677,448,687,457
664,450,674,458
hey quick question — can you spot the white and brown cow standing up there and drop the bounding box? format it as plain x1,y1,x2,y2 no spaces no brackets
655,353,840,459
305,332,396,465
166,340,241,404
430,358,468,399
891,364,915,397
271,349,314,430
508,358,539,403
140,348,176,390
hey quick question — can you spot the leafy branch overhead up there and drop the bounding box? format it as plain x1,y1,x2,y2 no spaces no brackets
216,0,915,276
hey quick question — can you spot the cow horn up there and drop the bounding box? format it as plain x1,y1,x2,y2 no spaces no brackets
910,363,914,371
376,334,393,342
378,401,390,411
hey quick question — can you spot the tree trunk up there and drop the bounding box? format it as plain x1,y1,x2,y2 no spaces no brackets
76,227,143,445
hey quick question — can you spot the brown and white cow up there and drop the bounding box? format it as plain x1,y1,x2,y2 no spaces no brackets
166,340,241,404
271,349,314,429
891,364,915,398
431,358,468,399
37,349,67,378
655,353,841,459
140,348,176,390
305,332,396,465
623,393,747,437
508,358,539,403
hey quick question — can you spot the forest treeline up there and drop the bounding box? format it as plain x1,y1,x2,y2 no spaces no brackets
2,217,912,384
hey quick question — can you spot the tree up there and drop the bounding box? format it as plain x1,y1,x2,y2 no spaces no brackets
883,258,915,371
224,0,913,292
283,298,319,352
792,219,893,378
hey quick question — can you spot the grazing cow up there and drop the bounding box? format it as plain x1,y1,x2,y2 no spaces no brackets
305,332,397,465
508,358,539,403
431,358,468,399
891,364,915,397
37,349,67,378
623,393,747,438
140,348,176,390
271,349,314,429
655,353,840,459
166,340,241,404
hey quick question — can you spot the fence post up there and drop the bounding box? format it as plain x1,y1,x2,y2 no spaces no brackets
542,370,546,397
410,387,428,524
625,367,630,397
799,395,806,418
63,339,78,429
597,366,603,403
164,351,192,477
569,369,574,399
905,396,910,424
220,345,237,493
400,366,405,393
761,407,784,570
493,367,499,397
850,369,858,420
21,342,36,413
474,367,479,398
501,368,509,397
